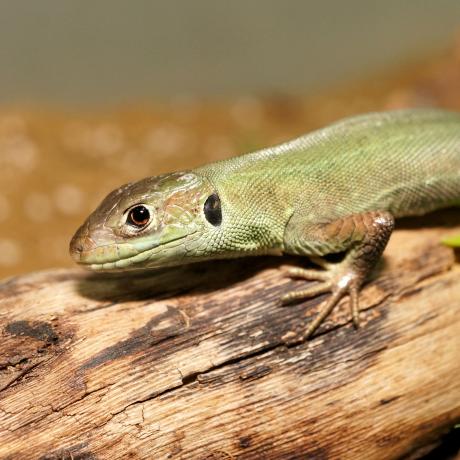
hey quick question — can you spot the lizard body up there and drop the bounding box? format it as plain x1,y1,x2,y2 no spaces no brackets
70,109,460,338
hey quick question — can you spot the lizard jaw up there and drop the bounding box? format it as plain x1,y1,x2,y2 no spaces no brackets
71,231,199,271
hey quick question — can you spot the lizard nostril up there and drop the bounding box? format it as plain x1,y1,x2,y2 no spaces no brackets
69,222,93,261
73,242,84,254
70,235,97,261
69,235,84,261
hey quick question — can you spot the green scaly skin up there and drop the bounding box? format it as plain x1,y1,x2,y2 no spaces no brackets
70,109,460,339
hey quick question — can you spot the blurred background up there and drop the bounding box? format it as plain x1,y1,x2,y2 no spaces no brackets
1,0,460,280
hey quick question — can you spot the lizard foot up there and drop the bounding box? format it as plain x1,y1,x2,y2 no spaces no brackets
280,261,362,340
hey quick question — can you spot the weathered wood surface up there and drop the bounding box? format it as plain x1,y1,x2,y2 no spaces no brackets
0,211,459,460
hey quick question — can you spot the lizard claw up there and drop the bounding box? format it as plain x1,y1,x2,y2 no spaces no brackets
281,262,362,339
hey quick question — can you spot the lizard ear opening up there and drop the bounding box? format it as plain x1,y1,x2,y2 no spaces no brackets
203,193,222,226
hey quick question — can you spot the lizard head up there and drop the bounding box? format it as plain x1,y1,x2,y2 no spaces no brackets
69,171,221,270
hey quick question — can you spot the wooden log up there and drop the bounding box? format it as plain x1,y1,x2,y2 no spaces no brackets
0,210,459,459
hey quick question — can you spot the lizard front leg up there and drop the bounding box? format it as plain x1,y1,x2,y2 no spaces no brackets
282,211,395,339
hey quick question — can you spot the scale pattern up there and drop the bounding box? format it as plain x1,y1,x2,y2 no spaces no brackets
196,109,460,254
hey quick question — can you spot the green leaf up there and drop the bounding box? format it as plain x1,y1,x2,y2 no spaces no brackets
442,234,460,247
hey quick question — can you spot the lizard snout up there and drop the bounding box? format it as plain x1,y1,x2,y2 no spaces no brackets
69,222,97,263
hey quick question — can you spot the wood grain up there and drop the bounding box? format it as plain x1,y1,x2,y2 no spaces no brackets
0,210,459,459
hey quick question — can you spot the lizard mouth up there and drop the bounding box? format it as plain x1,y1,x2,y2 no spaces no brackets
70,224,158,270
69,219,162,270
71,242,152,270
71,232,196,271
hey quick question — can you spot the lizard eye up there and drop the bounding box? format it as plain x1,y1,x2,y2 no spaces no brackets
204,193,222,226
127,205,151,228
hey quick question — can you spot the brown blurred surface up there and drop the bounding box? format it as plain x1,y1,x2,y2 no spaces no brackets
1,39,460,281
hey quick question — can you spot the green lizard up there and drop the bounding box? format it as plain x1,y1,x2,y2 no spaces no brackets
70,109,460,339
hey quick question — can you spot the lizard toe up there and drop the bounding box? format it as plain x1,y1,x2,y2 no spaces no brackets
281,261,365,339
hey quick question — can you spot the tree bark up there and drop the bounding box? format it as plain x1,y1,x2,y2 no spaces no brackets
0,210,459,460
